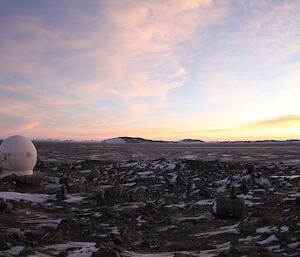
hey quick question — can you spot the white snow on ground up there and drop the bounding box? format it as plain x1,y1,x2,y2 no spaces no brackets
156,225,176,232
177,212,214,221
136,215,147,225
256,226,278,233
197,241,231,257
137,171,154,178
78,169,91,174
237,194,260,200
165,203,186,209
290,192,300,197
166,162,176,170
270,175,300,179
238,235,261,243
123,252,173,257
1,246,24,256
288,241,300,249
194,199,214,206
194,223,240,238
215,241,231,249
42,242,97,257
22,218,62,229
213,178,229,186
64,194,85,203
283,192,300,201
0,191,54,203
180,154,197,160
280,226,289,233
122,182,136,187
256,178,272,187
111,226,120,235
102,138,125,143
258,235,279,244
169,172,177,183
212,200,217,214
267,245,281,251
123,250,230,257
212,178,229,193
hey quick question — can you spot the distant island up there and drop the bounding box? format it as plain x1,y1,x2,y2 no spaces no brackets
100,137,300,144
101,137,205,144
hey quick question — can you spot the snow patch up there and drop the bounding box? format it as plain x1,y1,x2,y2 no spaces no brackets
195,223,240,238
102,138,125,144
0,191,54,203
258,235,278,244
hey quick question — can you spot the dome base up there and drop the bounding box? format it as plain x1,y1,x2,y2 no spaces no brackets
0,170,33,178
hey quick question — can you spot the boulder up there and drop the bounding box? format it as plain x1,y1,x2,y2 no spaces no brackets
0,199,13,214
90,169,100,178
212,186,246,219
91,247,121,257
212,197,246,219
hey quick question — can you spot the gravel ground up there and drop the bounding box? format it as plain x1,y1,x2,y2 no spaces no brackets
0,143,299,256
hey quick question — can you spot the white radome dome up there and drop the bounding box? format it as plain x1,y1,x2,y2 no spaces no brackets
0,135,37,176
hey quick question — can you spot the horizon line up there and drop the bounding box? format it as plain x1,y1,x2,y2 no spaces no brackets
1,136,299,143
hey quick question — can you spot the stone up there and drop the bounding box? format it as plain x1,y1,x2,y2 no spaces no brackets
91,247,121,257
94,188,106,205
56,185,67,200
239,178,248,193
174,254,195,257
90,169,100,178
19,247,35,256
58,251,69,257
212,186,246,219
0,199,13,214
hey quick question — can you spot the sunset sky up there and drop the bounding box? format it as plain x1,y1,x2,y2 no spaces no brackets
0,0,299,141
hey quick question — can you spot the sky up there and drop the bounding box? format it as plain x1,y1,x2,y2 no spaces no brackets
0,0,300,141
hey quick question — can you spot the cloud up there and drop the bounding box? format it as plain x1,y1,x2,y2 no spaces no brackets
195,0,300,105
128,101,152,117
0,0,229,137
1,1,300,140
159,113,300,137
248,114,300,127
0,111,40,135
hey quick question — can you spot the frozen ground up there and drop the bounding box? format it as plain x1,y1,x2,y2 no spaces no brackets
0,142,299,256
36,141,300,163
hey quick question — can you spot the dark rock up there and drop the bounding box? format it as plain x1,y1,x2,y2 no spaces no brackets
94,188,106,205
0,238,9,250
239,179,248,193
59,174,72,190
90,169,100,178
212,197,246,219
213,187,246,219
19,247,35,256
239,222,256,234
58,251,69,257
91,247,121,257
0,199,13,214
229,243,278,256
56,185,67,200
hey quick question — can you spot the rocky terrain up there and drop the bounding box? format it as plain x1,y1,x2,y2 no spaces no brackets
0,143,299,256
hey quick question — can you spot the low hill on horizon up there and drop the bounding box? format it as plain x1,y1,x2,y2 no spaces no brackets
101,136,205,144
